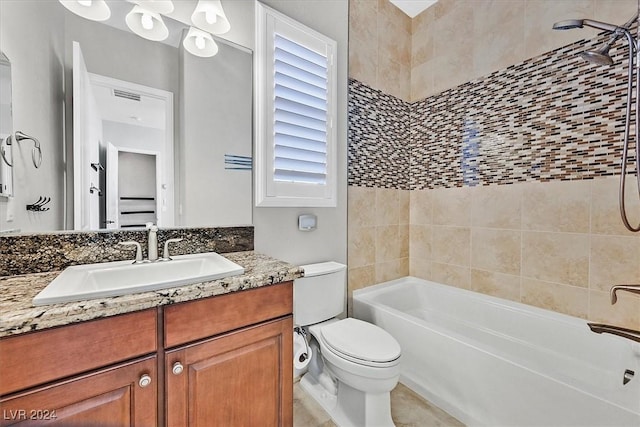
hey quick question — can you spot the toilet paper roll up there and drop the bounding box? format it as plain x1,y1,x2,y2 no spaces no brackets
293,331,312,371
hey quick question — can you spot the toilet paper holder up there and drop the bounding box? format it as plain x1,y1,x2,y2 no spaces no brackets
294,326,310,364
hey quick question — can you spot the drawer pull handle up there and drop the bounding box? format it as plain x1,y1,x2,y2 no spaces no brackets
172,362,184,375
139,374,152,388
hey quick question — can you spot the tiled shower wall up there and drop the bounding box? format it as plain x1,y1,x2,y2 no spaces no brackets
347,0,640,329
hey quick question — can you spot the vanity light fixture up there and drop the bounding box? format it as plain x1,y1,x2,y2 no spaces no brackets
128,0,175,15
125,5,169,41
183,27,219,58
191,0,231,35
58,0,111,22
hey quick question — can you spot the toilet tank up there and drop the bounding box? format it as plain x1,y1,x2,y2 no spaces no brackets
294,262,347,326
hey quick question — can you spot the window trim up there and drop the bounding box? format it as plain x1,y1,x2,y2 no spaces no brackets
255,1,337,207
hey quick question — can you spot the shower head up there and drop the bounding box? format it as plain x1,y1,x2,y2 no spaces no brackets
552,18,620,33
552,19,584,30
579,43,614,65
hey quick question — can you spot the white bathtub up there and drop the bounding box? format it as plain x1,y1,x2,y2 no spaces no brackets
353,277,640,427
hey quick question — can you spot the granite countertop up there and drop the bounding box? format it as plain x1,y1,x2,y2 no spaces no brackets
0,251,304,338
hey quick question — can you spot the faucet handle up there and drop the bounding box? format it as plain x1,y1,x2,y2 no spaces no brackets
610,284,640,304
119,241,143,263
162,238,183,261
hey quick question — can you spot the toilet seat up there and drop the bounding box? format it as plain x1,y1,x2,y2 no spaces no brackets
318,318,401,368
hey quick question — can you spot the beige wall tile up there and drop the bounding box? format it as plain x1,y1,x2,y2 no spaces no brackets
350,0,378,44
411,7,434,67
399,190,410,225
589,290,640,330
470,269,520,302
471,184,522,229
348,186,376,230
430,262,471,289
589,235,640,292
349,34,378,85
432,226,471,267
410,189,432,225
591,176,640,236
594,0,638,25
432,187,471,226
378,58,410,102
378,0,411,34
410,257,431,280
348,265,376,317
376,225,409,262
348,265,376,292
348,226,376,268
379,11,411,67
410,224,431,262
376,258,410,283
524,0,596,60
522,231,590,287
521,277,589,318
410,60,434,102
472,0,525,77
522,180,591,233
376,188,400,225
471,228,521,275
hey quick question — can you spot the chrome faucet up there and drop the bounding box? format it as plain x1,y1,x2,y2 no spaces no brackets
588,323,640,344
610,284,640,304
146,223,159,262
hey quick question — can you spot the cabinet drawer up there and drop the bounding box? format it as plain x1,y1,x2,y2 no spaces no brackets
0,309,157,396
164,282,293,348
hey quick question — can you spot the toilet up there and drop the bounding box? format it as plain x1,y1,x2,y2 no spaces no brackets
294,262,401,427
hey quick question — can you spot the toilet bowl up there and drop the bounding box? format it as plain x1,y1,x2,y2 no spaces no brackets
294,263,402,427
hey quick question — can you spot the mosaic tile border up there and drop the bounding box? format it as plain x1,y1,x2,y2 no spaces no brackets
348,33,635,190
0,226,254,276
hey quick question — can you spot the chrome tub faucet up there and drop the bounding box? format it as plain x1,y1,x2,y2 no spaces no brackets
610,284,640,304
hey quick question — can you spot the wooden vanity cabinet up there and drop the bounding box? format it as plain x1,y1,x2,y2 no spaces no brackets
165,317,293,427
0,310,158,427
0,281,294,427
163,282,293,427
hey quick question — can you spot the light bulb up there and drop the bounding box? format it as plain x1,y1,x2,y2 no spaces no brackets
141,13,154,30
205,9,217,24
78,0,93,6
195,35,206,50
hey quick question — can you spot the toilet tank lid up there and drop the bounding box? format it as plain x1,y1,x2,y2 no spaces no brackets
301,262,347,277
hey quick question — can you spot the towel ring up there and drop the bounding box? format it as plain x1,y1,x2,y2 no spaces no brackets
12,131,42,169
0,136,12,167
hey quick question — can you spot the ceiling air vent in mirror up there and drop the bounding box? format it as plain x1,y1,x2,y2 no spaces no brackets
113,89,141,102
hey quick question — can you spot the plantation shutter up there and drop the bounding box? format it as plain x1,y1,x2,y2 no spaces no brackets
273,34,328,185
256,3,337,207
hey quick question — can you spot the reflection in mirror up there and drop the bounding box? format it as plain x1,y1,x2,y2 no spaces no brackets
0,52,13,198
0,0,252,233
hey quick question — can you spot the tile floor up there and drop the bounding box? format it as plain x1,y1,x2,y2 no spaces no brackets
293,381,464,427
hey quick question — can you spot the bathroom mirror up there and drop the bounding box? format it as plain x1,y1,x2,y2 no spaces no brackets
0,0,252,233
0,51,13,197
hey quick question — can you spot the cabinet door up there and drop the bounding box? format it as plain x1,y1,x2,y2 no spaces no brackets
0,356,157,427
166,316,293,427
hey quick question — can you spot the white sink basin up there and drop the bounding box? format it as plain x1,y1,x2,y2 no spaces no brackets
32,252,245,306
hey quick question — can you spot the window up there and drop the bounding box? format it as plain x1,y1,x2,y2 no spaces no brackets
255,2,337,207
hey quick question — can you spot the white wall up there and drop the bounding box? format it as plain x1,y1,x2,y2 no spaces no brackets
0,1,65,232
251,0,349,266
179,41,253,227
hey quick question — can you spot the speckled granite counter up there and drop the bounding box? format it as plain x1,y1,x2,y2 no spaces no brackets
0,251,303,338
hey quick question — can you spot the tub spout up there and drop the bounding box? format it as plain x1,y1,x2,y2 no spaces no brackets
588,323,640,344
610,284,640,304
